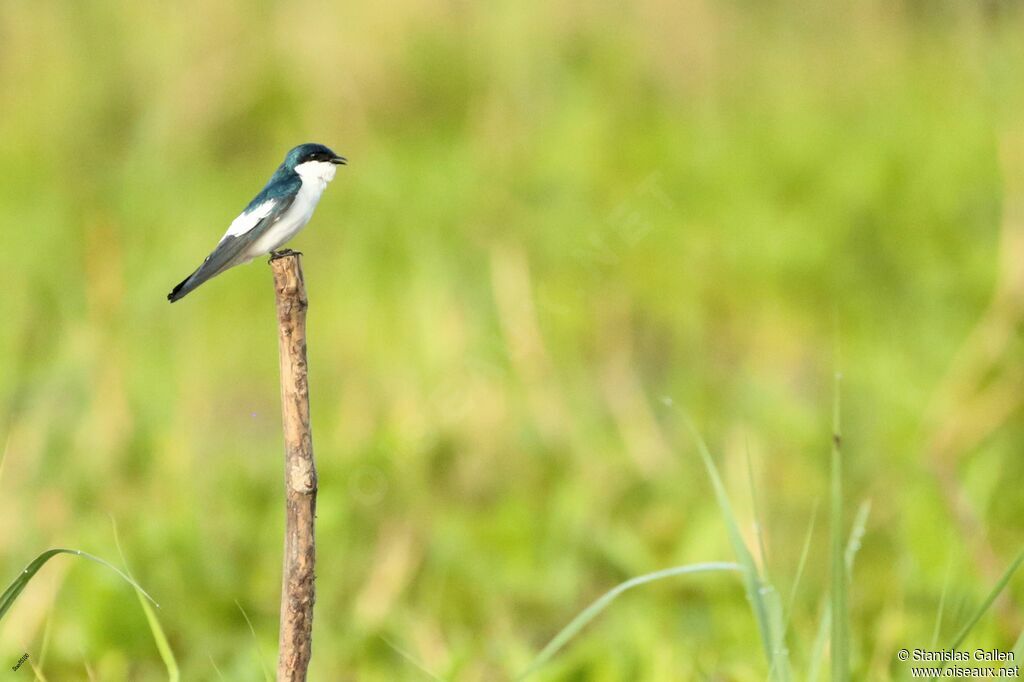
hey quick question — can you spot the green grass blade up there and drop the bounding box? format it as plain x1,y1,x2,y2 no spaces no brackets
82,654,97,682
111,517,179,682
929,553,954,650
843,501,870,574
686,419,789,679
209,654,227,682
37,597,55,670
516,562,741,680
380,635,446,681
0,548,157,622
782,501,819,639
1011,630,1024,669
0,436,9,487
830,371,848,682
809,498,869,681
27,658,48,681
236,600,273,682
927,547,1024,680
743,439,792,682
762,583,789,682
807,602,830,682
947,546,1024,650
137,595,179,682
745,442,770,579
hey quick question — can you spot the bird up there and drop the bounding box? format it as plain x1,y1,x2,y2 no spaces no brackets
167,142,347,302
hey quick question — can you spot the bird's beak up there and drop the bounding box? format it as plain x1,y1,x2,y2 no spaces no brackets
330,155,347,165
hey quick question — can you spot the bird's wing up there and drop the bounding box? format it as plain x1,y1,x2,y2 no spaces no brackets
167,190,298,302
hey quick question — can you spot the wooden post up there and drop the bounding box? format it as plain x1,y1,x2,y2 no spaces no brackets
270,253,317,682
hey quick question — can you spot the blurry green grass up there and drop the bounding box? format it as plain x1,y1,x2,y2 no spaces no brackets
1,1,1024,679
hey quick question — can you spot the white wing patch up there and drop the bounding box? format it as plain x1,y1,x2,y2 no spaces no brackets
224,199,276,238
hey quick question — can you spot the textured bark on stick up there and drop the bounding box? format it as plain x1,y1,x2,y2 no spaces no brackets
271,253,317,682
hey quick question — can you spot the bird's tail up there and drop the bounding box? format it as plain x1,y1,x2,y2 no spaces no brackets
167,235,247,302
167,270,202,302
167,254,242,302
167,258,227,302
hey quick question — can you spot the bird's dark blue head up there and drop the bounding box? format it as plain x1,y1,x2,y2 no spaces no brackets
283,143,347,170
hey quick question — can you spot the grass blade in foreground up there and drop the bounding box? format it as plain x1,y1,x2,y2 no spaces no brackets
237,600,273,682
517,562,741,680
1011,630,1024,668
111,518,179,682
929,555,953,650
783,501,818,640
380,635,445,681
831,372,848,682
0,548,157,622
929,546,1024,680
808,500,870,682
136,594,179,682
686,419,792,681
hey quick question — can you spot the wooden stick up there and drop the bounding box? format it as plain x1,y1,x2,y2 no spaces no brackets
270,253,318,681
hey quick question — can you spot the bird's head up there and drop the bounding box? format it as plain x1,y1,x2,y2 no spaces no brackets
284,143,347,182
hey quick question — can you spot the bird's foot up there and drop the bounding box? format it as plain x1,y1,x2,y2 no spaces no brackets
269,248,302,262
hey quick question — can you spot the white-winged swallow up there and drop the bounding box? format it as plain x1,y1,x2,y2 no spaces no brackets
168,142,346,302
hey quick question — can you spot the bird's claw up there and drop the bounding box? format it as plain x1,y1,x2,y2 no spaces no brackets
269,248,302,262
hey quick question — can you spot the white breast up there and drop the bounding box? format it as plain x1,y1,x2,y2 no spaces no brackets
243,161,337,259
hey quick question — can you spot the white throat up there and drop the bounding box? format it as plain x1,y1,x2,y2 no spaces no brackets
239,161,336,260
294,160,337,186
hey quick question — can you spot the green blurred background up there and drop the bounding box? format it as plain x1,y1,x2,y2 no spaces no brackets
2,1,1024,679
